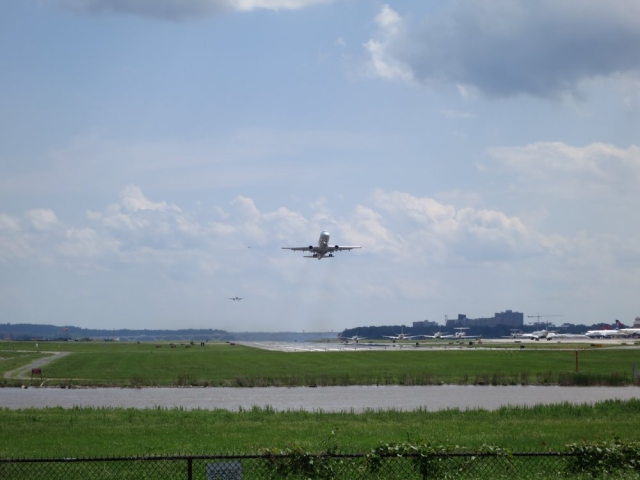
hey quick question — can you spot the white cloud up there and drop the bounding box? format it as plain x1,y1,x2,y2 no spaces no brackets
232,0,333,12
0,213,21,233
340,205,404,255
0,213,30,262
617,76,640,108
0,185,600,271
120,185,181,214
231,195,262,221
363,1,640,99
488,142,640,197
57,227,120,259
373,3,401,35
362,5,414,83
25,209,59,231
370,190,553,265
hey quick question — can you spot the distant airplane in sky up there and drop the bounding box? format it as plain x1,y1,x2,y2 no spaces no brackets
282,231,361,260
228,297,243,301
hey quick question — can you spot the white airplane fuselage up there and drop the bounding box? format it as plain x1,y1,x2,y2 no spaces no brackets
316,231,331,259
585,329,626,338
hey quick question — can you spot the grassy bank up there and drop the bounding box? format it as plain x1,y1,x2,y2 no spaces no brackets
2,341,639,387
1,400,639,458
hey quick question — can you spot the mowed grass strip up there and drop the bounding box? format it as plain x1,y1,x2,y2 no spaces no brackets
2,341,639,386
1,400,639,458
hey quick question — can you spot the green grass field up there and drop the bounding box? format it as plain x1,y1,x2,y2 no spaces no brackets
1,401,640,458
2,340,639,387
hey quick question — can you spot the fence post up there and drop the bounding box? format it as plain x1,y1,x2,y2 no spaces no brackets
187,457,192,480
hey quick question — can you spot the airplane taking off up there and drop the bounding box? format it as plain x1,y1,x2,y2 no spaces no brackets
520,329,549,340
340,335,367,343
506,329,548,340
282,231,361,260
228,297,243,301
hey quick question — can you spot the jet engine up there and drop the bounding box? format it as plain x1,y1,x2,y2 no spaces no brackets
308,246,314,250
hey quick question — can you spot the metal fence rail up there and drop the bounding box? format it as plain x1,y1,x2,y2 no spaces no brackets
0,451,638,479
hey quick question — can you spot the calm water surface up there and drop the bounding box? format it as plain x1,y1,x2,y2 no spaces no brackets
1,386,639,411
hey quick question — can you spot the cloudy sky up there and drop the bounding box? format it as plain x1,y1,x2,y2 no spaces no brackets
1,0,639,332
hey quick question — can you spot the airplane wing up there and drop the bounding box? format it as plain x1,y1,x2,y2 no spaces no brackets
281,246,361,252
327,246,362,252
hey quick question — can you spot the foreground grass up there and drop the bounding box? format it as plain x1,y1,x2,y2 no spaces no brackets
1,400,640,458
2,341,639,387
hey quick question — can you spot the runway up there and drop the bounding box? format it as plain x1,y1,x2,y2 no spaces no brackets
238,341,420,352
240,337,638,352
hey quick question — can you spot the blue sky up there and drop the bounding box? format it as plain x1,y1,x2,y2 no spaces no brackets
1,0,639,332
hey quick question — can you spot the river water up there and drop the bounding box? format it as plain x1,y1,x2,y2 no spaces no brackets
1,385,639,412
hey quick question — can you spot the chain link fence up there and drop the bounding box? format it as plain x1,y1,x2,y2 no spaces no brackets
4,451,640,479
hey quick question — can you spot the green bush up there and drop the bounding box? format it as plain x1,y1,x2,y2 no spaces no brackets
566,438,640,477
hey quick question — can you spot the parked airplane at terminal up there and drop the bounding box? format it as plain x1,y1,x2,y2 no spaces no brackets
282,231,361,260
585,321,629,338
618,320,640,337
610,319,640,337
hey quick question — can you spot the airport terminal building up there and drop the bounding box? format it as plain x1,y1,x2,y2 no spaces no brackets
445,310,524,329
